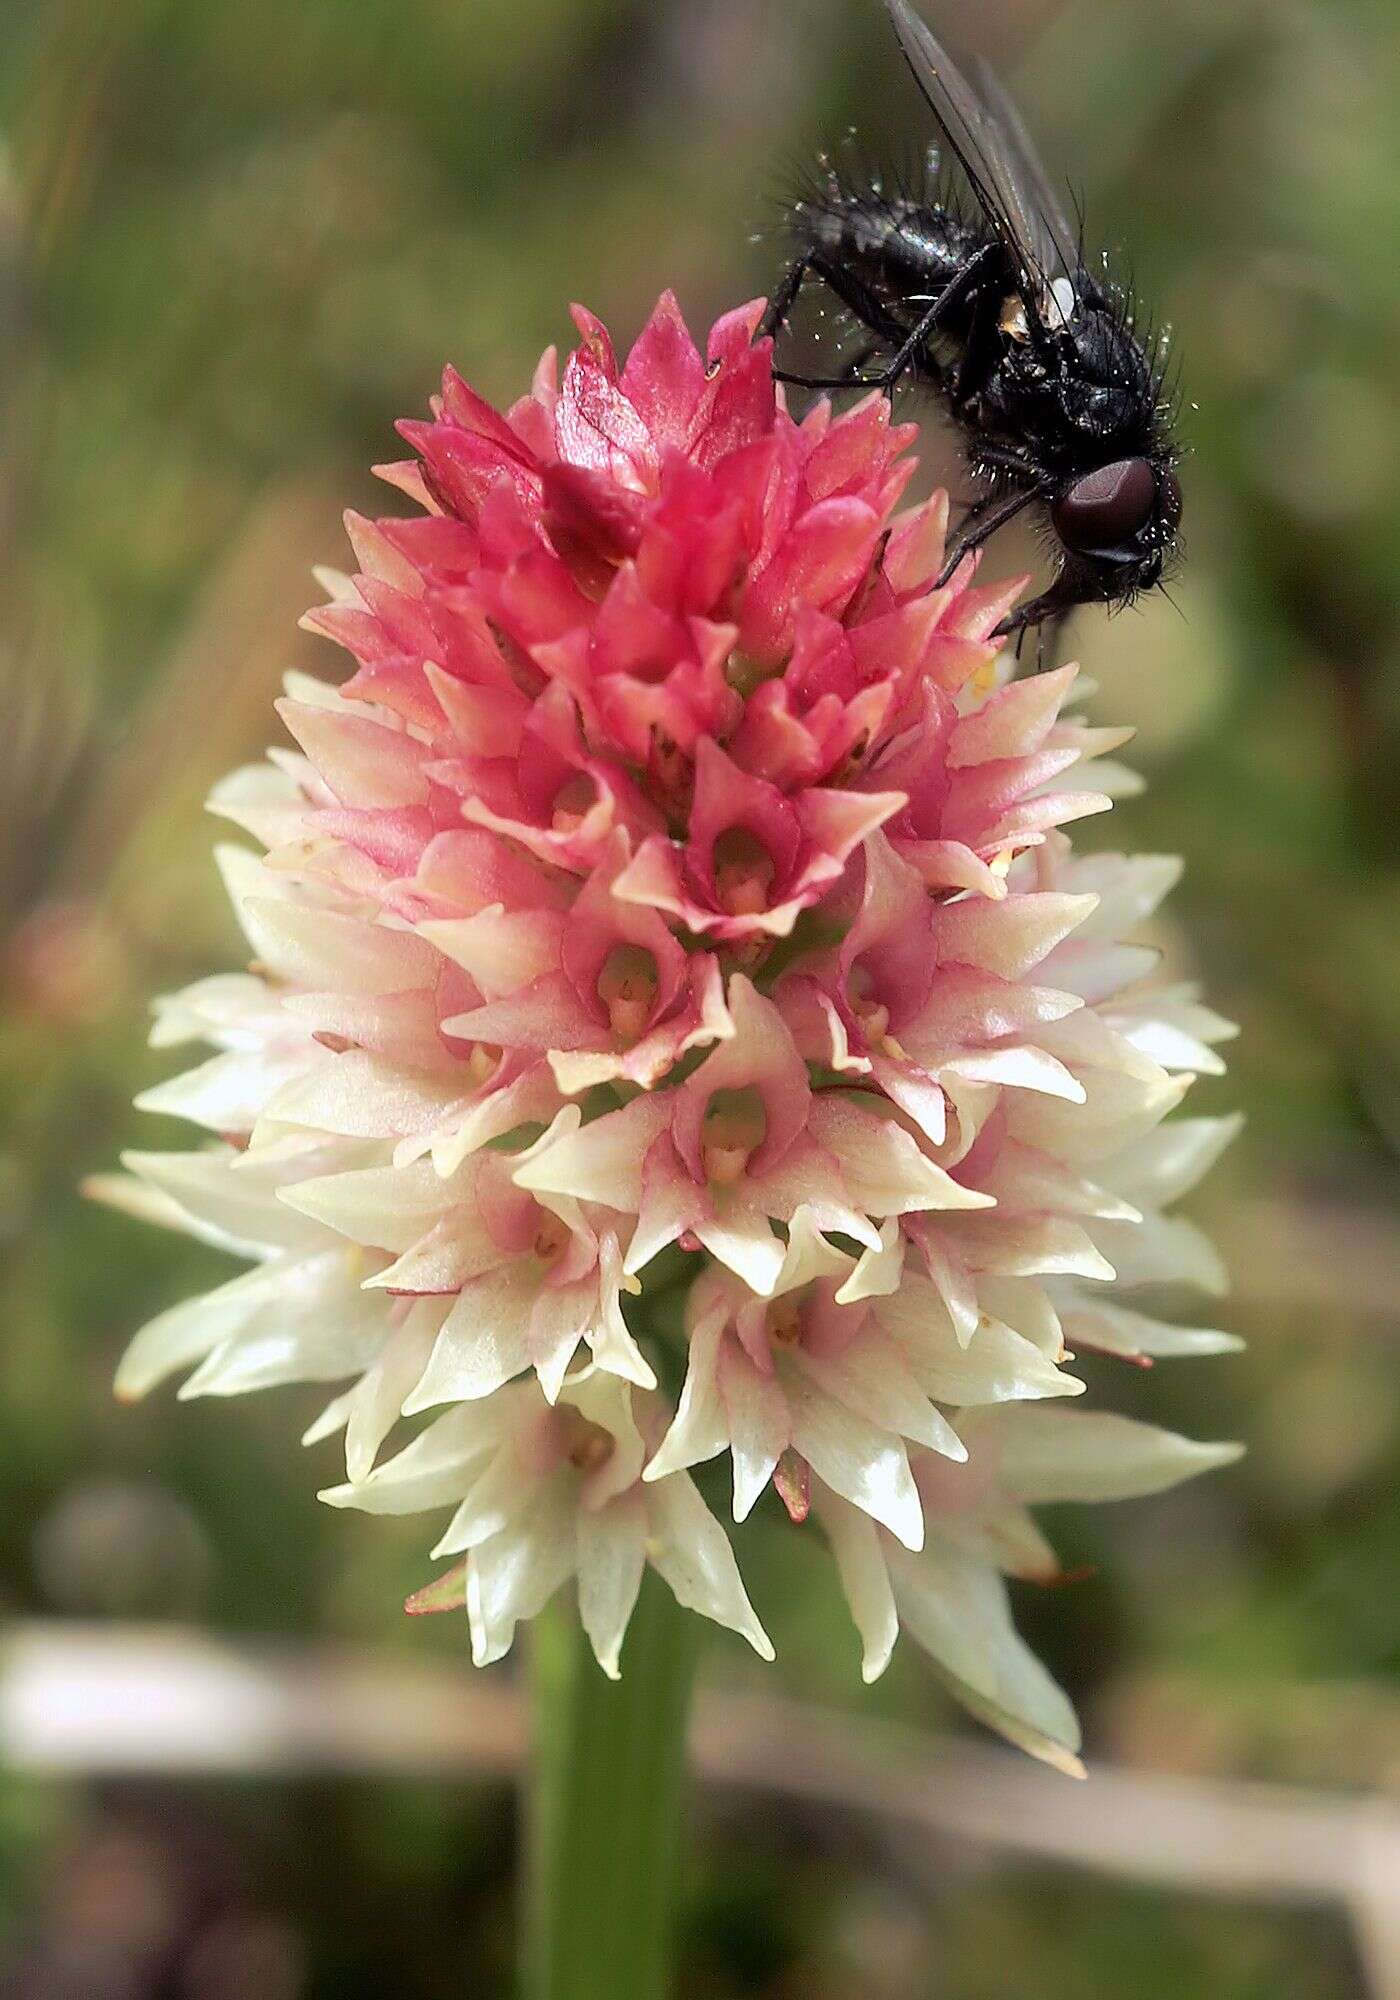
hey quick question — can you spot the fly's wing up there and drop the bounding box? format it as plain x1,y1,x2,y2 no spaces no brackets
968,53,1080,281
884,0,1078,313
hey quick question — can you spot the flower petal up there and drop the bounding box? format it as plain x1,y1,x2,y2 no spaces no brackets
577,1492,649,1679
645,1472,774,1659
819,1487,900,1682
887,1536,1083,1773
992,1407,1243,1503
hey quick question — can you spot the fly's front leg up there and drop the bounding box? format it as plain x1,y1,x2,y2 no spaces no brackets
936,480,1049,587
1004,607,1070,674
943,485,1003,545
973,442,1044,482
993,577,1082,648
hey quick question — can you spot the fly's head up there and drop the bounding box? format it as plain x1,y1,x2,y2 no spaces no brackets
1045,303,1181,605
1050,451,1182,605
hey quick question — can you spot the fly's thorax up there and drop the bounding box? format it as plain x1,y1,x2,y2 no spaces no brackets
1065,304,1151,385
976,303,1160,467
1055,307,1156,435
973,336,1066,443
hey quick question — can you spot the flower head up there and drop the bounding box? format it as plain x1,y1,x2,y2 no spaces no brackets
101,292,1239,1761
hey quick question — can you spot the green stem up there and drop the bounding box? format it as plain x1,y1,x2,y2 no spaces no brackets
524,1571,698,2000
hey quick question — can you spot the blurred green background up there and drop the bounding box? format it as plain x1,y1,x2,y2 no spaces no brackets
1,0,1398,1993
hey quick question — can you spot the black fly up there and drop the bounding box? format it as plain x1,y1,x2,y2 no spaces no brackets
761,0,1183,646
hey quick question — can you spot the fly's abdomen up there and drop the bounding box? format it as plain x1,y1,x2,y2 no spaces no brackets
793,192,982,324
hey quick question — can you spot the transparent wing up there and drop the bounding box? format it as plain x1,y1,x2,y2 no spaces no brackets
968,53,1080,280
883,0,1078,303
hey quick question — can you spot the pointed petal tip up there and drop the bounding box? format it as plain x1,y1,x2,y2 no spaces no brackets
889,1505,925,1553
399,1381,445,1419
747,1624,777,1662
1205,1439,1246,1468
861,1655,888,1685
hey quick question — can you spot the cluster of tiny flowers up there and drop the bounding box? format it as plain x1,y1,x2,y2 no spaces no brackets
102,294,1241,1771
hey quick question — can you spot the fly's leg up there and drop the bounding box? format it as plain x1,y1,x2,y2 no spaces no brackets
942,438,1049,576
973,442,1044,482
856,243,1002,395
948,280,1011,416
952,447,1045,520
759,253,816,342
788,244,1003,396
994,578,1082,646
943,485,1005,548
957,427,1081,665
936,481,1048,587
771,254,912,390
1007,609,1070,674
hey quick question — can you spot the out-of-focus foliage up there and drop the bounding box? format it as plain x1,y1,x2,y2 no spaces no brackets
0,0,1396,1993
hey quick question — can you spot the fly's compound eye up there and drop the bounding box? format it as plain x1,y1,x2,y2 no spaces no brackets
1051,457,1162,560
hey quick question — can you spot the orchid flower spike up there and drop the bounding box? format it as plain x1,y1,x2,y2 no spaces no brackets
99,293,1241,1766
